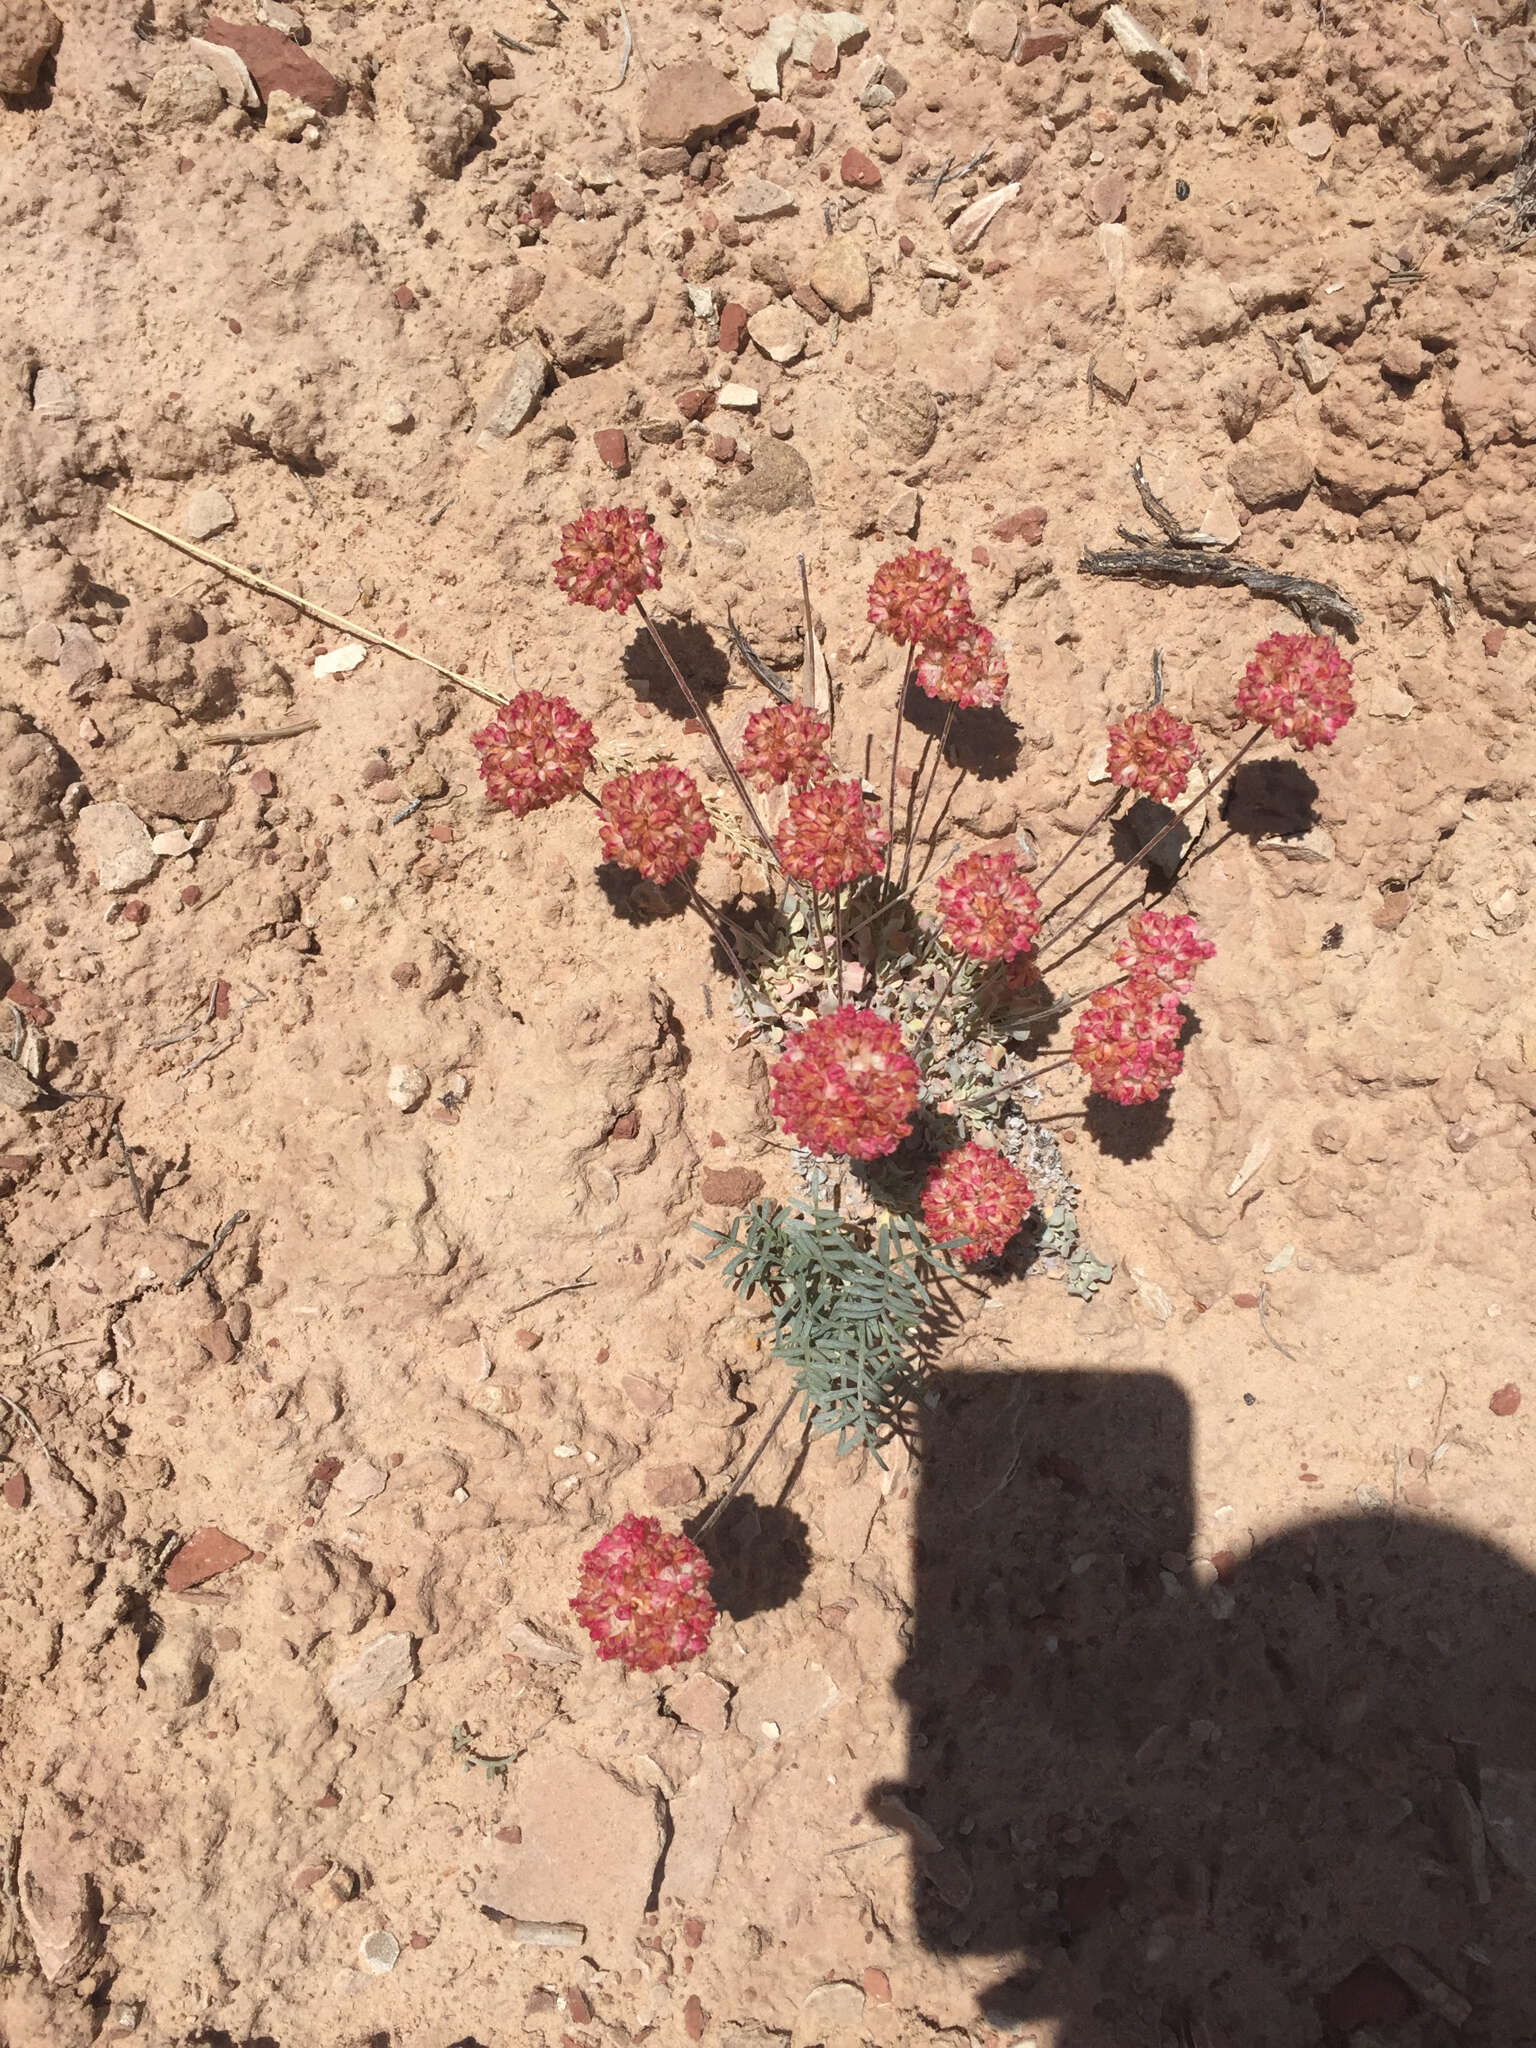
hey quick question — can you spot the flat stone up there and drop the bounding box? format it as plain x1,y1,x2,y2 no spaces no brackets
1091,344,1138,403
1090,168,1128,222
699,1165,766,1205
186,34,260,106
839,145,881,188
593,427,630,474
795,1980,865,2041
753,299,811,364
668,1669,731,1735
76,802,156,893
1228,427,1313,510
128,769,232,822
326,1630,418,1710
1256,824,1334,864
881,486,919,535
1017,28,1069,61
721,438,814,516
733,176,797,221
185,488,236,541
966,0,1018,58
747,15,797,97
1288,118,1332,159
734,1659,839,1738
331,1458,388,1512
808,237,871,317
646,1462,703,1507
486,1751,666,1963
164,1526,253,1593
854,375,937,458
639,59,756,149
717,382,759,409
200,16,345,111
718,301,749,353
31,368,80,420
140,62,225,130
791,9,866,63
476,341,550,445
755,95,799,134
17,1804,99,1986
537,282,624,371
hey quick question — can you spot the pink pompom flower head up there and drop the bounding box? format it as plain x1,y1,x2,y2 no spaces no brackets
1235,632,1356,750
914,623,1009,710
1114,910,1215,995
1071,974,1185,1107
1106,705,1199,803
598,764,714,883
571,1513,716,1674
471,689,596,818
776,779,889,893
770,1005,920,1160
936,849,1042,963
922,1141,1037,1264
738,702,832,792
867,549,974,653
553,506,664,615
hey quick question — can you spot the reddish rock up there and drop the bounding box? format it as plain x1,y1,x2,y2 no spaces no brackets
1484,627,1506,656
991,506,1048,545
393,284,418,310
863,1966,892,2002
646,1463,703,1508
1317,1960,1415,2033
197,1318,237,1364
180,884,202,907
683,1915,705,1948
514,1328,543,1350
164,1525,253,1593
1090,169,1128,223
201,17,346,111
809,31,836,69
623,1374,672,1419
971,545,990,567
1211,1548,1237,1580
718,301,749,353
676,387,715,421
429,822,454,843
3,1470,29,1511
495,1825,522,1844
610,1110,641,1141
792,282,832,325
409,1932,433,1949
684,1995,705,2041
1232,1291,1260,1309
699,1165,765,1207
249,768,276,796
1490,1383,1522,1417
564,1988,592,2024
594,428,630,474
706,433,737,463
897,233,916,256
840,147,882,189
1016,29,1069,62
289,1862,330,1892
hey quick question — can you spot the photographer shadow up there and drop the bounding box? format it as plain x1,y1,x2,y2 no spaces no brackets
882,1370,1536,2047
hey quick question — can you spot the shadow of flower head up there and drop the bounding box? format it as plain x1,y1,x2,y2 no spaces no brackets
621,616,732,719
687,1494,812,1622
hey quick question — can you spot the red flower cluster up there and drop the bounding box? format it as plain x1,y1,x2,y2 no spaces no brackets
1235,632,1356,750
1071,976,1185,1106
738,702,831,792
598,765,714,883
471,690,596,818
775,779,889,892
914,623,1009,710
1106,705,1200,803
570,1514,716,1674
867,549,974,652
1114,910,1215,995
922,1141,1036,1263
936,849,1042,963
553,506,664,614
770,1005,919,1160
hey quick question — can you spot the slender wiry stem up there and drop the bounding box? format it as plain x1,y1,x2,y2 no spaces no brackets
833,887,846,1004
1033,787,1127,894
634,596,776,855
683,878,780,1017
917,955,966,1046
695,1387,801,1539
1005,971,1130,1038
882,646,917,882
900,701,957,893
960,1051,1076,1113
1042,728,1263,954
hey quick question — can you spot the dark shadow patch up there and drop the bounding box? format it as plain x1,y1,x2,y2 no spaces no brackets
689,1494,811,1622
1081,1088,1174,1161
621,616,731,718
1111,795,1186,886
593,862,689,926
903,684,1023,784
1222,756,1320,840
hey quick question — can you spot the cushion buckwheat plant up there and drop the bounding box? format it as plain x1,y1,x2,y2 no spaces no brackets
448,503,1358,1670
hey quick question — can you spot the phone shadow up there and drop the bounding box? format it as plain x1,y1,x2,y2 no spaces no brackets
880,1370,1536,2047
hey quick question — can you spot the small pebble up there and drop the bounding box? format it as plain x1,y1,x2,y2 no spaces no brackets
383,398,414,432
1490,1383,1521,1417
359,1931,400,1975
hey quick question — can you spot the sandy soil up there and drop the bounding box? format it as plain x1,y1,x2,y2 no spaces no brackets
3,0,1536,2042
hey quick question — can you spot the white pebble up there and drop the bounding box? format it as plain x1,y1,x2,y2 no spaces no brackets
358,1930,399,1975
95,1369,124,1398
386,1064,430,1112
314,643,368,679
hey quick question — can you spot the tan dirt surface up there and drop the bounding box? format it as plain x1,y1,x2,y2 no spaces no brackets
3,0,1536,2042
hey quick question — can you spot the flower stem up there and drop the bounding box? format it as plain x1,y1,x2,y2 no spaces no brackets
1041,728,1263,955
900,701,957,893
683,878,784,1023
1033,787,1126,893
695,1386,801,1539
882,646,917,883
833,887,846,1005
634,596,777,857
959,1050,1076,1113
917,954,965,1046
